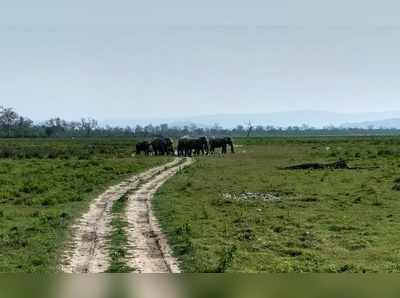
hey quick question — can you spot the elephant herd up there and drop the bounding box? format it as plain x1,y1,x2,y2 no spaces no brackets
136,137,235,156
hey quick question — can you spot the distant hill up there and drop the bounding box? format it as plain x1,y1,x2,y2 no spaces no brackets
102,110,400,129
341,118,400,129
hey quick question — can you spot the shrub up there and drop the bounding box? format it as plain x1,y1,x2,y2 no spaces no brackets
392,184,400,191
215,245,237,273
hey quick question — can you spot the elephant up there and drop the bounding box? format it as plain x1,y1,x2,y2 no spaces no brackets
177,136,209,156
195,136,209,155
209,137,235,154
151,137,174,155
164,138,175,155
177,137,191,156
136,141,152,155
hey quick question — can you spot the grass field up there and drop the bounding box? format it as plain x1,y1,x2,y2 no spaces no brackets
153,136,400,272
2,136,400,272
0,138,171,272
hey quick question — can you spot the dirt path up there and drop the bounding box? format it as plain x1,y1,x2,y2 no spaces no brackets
60,158,189,273
125,158,192,273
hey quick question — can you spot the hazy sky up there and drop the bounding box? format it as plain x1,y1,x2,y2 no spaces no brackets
2,1,400,121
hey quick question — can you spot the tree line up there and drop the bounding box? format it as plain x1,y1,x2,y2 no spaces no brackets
1,106,400,138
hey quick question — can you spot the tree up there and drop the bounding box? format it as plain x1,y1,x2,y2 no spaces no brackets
15,116,33,137
135,125,144,137
246,120,253,137
44,117,68,137
189,123,197,132
144,124,155,136
160,123,169,134
68,121,81,132
80,118,98,137
0,106,19,137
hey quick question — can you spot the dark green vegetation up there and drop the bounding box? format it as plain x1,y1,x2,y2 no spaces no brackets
0,138,170,272
0,138,139,159
154,136,400,272
3,106,400,139
106,192,134,273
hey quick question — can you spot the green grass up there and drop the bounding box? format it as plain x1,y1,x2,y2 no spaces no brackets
106,192,135,273
0,138,171,272
153,136,400,272
0,138,140,159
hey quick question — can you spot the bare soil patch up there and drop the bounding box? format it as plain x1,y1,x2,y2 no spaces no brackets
60,158,186,273
125,158,193,273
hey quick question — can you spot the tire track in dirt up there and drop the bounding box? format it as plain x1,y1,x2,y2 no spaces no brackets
60,158,186,273
125,158,193,273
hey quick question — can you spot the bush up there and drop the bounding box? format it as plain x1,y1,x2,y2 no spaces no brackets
392,184,400,191
215,245,237,273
